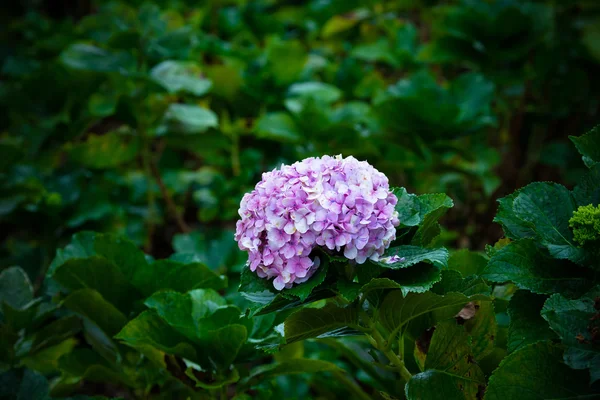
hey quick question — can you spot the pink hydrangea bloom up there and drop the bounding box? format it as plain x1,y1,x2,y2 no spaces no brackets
235,155,399,290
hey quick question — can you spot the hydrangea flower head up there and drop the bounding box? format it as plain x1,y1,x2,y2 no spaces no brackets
235,155,399,290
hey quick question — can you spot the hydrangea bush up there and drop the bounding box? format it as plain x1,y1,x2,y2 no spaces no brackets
235,155,399,290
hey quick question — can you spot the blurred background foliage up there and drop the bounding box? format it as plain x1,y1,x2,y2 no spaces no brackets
0,0,600,396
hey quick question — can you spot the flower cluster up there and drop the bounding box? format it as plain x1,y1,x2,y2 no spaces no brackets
235,155,399,290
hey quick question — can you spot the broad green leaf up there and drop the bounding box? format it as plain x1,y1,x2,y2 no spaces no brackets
58,348,133,386
541,286,600,383
411,194,454,246
159,104,218,134
282,260,329,301
574,163,600,207
570,126,600,167
481,239,592,296
265,38,307,85
494,192,536,240
60,43,135,73
485,342,591,400
351,39,399,66
133,259,226,296
115,310,198,362
287,82,342,104
48,232,147,283
463,300,497,361
336,279,361,302
431,270,491,296
321,9,370,38
150,60,212,96
383,263,443,296
1,369,51,400
375,246,449,269
239,268,336,316
393,187,421,227
507,291,556,353
143,289,233,340
284,303,359,344
49,257,140,313
512,182,585,263
62,289,127,337
379,290,489,339
67,131,140,169
17,316,81,356
0,266,33,309
448,249,488,277
20,338,77,375
406,322,486,400
242,359,340,387
143,290,246,368
254,112,301,143
88,90,119,117
185,365,240,390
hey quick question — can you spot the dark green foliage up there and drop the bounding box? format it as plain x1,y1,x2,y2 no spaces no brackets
1,0,600,399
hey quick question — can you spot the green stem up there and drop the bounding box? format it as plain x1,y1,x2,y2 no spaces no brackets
359,303,412,383
369,328,412,383
220,384,227,400
332,371,372,400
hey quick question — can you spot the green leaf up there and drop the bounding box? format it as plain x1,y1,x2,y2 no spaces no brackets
143,289,232,339
3,369,51,400
481,239,592,296
321,9,370,38
60,43,135,73
49,256,140,314
284,303,359,344
507,291,556,353
150,60,212,96
61,289,127,337
336,279,362,302
484,342,591,400
351,39,399,66
383,263,443,296
254,112,301,143
494,192,536,240
431,270,491,297
570,125,600,167
115,310,198,362
448,249,488,277
393,187,421,227
282,259,329,301
0,266,33,309
18,315,81,356
411,194,454,246
376,246,449,269
541,286,600,383
393,190,454,242
20,338,77,375
134,259,226,296
265,39,307,85
58,348,133,386
512,182,585,263
574,163,600,207
160,104,218,134
143,289,247,369
379,290,489,339
242,359,340,387
463,300,497,361
67,131,140,169
287,82,342,104
406,322,486,400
